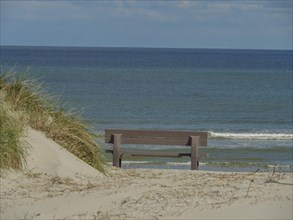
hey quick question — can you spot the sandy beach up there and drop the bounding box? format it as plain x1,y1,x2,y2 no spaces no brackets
1,129,292,220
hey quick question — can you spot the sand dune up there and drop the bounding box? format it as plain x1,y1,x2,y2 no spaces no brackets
23,128,104,181
1,129,292,219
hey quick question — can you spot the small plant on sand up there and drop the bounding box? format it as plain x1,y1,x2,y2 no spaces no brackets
0,71,106,173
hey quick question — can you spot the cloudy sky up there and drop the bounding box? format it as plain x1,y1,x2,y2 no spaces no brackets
1,0,292,49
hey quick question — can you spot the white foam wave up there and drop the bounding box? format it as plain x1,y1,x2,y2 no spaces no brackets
121,161,207,166
209,132,293,140
267,164,292,168
122,161,152,164
166,161,208,166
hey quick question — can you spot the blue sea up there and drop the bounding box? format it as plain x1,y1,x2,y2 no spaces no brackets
1,46,292,172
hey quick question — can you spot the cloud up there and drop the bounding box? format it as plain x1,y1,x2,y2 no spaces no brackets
262,0,293,9
2,1,291,25
1,0,291,49
1,1,92,22
208,2,238,10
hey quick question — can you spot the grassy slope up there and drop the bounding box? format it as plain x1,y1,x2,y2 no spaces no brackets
0,73,106,173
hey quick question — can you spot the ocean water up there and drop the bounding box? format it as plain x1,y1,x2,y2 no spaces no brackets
1,46,292,172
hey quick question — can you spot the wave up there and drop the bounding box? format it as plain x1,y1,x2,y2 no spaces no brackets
113,161,292,169
209,132,293,140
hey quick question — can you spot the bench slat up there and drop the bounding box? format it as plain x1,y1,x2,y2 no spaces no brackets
105,149,191,157
120,137,191,146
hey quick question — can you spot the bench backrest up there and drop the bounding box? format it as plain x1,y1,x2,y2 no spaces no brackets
105,129,208,146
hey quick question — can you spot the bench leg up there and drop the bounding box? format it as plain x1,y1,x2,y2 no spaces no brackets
113,134,122,168
191,136,199,170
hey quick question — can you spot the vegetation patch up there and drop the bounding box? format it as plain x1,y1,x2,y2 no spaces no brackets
0,99,28,170
0,72,106,173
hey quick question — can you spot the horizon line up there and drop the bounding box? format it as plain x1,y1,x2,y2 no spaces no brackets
1,44,292,51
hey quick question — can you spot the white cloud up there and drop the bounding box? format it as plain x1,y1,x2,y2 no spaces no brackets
208,3,236,10
176,1,193,9
2,1,289,25
1,0,291,49
1,1,92,22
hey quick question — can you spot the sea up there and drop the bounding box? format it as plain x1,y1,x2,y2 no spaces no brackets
1,46,292,172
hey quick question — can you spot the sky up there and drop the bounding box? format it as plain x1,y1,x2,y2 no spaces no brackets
1,0,292,50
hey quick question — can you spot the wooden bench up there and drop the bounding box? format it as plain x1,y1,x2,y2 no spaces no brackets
105,129,208,170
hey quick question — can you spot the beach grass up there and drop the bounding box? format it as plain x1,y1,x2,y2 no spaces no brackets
0,99,28,170
0,71,106,173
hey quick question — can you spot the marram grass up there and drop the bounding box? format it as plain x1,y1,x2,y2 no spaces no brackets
0,100,28,170
0,72,106,174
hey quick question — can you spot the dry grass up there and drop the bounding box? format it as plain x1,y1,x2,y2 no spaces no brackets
0,71,106,173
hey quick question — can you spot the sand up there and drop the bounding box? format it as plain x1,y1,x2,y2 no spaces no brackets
1,129,292,219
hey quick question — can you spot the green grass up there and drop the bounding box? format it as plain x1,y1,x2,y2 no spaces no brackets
0,100,28,170
0,72,106,173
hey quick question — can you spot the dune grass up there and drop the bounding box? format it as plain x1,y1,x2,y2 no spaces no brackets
0,100,28,170
0,72,106,173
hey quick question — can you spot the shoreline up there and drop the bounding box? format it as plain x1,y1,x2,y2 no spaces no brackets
115,161,293,173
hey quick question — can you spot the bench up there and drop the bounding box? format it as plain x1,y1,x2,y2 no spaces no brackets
105,129,208,170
